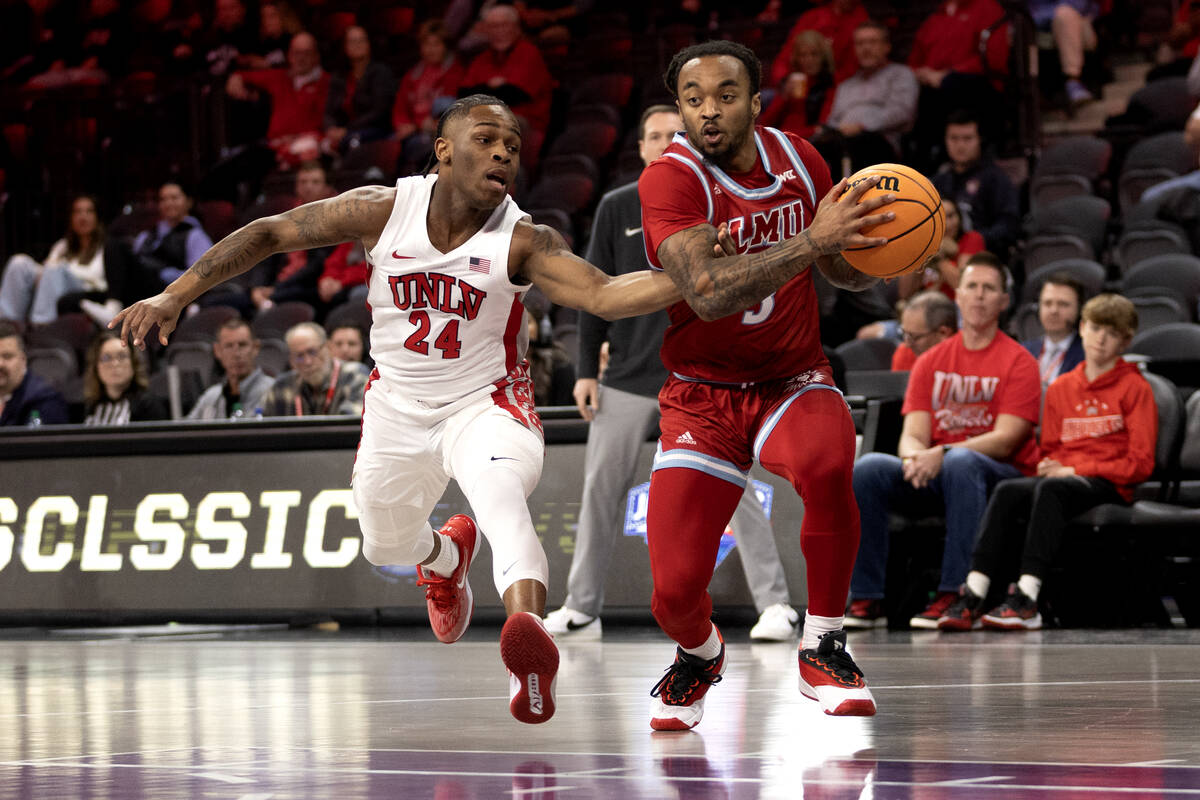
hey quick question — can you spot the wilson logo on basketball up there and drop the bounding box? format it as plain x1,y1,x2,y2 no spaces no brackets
850,175,900,192
527,674,543,714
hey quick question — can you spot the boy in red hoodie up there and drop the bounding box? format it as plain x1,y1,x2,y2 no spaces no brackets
938,293,1157,631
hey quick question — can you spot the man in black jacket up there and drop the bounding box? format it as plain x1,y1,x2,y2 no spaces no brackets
0,321,68,426
543,106,801,643
931,111,1020,258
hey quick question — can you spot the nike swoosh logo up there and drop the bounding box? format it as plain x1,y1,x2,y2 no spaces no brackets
392,250,416,259
490,456,518,461
501,560,519,576
624,227,642,237
565,618,594,631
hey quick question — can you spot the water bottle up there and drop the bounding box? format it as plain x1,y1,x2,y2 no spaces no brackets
27,410,41,428
231,402,244,420
253,406,264,421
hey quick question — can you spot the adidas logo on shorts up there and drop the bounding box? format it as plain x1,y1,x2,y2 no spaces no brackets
676,431,698,445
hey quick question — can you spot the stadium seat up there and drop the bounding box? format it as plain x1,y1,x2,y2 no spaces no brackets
251,301,315,340
1130,294,1190,332
546,122,619,161
1021,259,1107,305
1118,131,1194,212
1029,173,1093,214
1028,195,1110,255
173,305,240,343
1115,224,1191,273
1121,254,1200,312
166,340,217,386
834,337,896,371
1128,322,1200,392
26,347,78,396
1010,302,1043,341
26,312,96,359
1036,135,1112,182
843,369,909,399
524,175,596,216
1021,233,1095,275
568,73,634,108
256,337,290,377
324,301,372,337
564,103,622,129
538,154,599,183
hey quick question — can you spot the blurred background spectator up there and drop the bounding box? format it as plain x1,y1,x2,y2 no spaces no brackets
131,181,213,295
81,331,168,425
323,25,396,154
0,320,68,426
187,318,272,420
394,20,464,176
759,30,836,141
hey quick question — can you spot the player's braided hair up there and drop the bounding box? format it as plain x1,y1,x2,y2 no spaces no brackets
421,94,511,176
664,40,762,98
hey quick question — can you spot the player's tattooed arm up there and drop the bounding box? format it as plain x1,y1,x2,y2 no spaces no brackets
111,186,395,348
515,221,682,320
815,252,880,291
658,177,894,321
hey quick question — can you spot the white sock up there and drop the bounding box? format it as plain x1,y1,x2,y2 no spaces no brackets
1018,574,1042,601
802,612,843,651
966,571,991,599
424,532,460,578
681,625,722,661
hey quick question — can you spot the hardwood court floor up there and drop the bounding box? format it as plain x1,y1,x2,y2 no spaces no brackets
1,622,1198,799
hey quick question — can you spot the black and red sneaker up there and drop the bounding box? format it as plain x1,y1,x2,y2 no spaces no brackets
981,585,1043,631
415,515,480,644
798,630,876,716
649,626,726,731
843,598,886,630
909,590,958,630
937,587,985,631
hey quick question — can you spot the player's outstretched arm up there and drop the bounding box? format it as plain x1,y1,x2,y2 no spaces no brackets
514,222,683,320
111,186,395,347
656,177,894,321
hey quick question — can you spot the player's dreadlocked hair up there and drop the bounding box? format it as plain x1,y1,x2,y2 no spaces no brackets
421,94,511,176
664,40,762,98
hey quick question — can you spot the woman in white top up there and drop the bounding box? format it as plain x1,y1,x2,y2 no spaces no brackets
0,195,109,325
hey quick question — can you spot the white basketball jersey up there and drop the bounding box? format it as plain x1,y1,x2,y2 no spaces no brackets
365,174,532,403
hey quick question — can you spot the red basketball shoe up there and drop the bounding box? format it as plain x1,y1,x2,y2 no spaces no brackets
798,630,877,716
650,625,726,731
415,515,480,644
501,612,559,724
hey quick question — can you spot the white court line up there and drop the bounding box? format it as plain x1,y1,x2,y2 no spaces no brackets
6,759,1200,794
1122,759,1188,766
508,785,581,795
190,772,256,784
236,795,275,800
2,677,1198,721
929,775,1015,786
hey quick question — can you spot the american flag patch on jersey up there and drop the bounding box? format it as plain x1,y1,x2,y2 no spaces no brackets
468,256,491,274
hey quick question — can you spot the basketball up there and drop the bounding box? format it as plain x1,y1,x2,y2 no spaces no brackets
839,163,945,278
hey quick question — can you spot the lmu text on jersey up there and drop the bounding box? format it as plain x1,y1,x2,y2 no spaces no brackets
725,197,808,253
388,272,488,320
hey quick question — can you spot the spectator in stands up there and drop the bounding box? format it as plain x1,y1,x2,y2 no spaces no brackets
1023,272,1085,389
768,0,869,86
1,195,110,325
524,307,572,406
460,5,553,165
262,321,369,416
845,253,1040,630
758,30,837,141
327,322,367,366
82,331,168,425
187,318,273,420
394,20,464,176
191,0,257,78
24,0,130,90
1029,1,1100,110
895,197,984,304
891,290,959,371
907,0,1009,167
0,320,68,426
814,20,919,174
323,25,397,154
248,161,356,314
938,294,1155,631
240,1,300,70
932,112,1020,258
131,182,213,294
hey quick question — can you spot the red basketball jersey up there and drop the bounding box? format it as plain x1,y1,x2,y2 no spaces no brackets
639,127,833,383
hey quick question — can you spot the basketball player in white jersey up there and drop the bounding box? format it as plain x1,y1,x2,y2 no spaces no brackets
111,95,686,725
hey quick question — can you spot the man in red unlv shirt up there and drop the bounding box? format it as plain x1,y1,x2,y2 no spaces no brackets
638,39,897,729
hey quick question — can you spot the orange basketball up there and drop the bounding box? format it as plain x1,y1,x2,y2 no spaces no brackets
839,163,945,278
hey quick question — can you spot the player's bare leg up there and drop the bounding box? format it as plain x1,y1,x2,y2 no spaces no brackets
501,577,559,724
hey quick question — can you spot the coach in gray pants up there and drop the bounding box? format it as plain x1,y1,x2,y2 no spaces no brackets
543,105,798,642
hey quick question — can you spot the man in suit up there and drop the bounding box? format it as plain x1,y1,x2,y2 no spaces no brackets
1022,272,1085,389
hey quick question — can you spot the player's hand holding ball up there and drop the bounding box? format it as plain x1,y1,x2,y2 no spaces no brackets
838,164,946,278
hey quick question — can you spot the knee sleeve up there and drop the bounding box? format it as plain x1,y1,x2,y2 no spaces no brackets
462,465,548,596
354,490,434,567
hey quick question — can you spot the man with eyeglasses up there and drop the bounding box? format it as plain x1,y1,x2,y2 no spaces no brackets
261,321,368,417
0,320,68,426
890,290,958,371
187,318,274,419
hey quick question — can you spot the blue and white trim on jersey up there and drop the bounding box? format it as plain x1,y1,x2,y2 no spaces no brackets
751,383,843,462
674,131,785,201
763,127,818,208
652,443,749,488
664,151,715,222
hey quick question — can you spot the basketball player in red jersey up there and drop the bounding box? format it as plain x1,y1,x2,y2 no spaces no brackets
111,95,688,725
639,40,897,729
